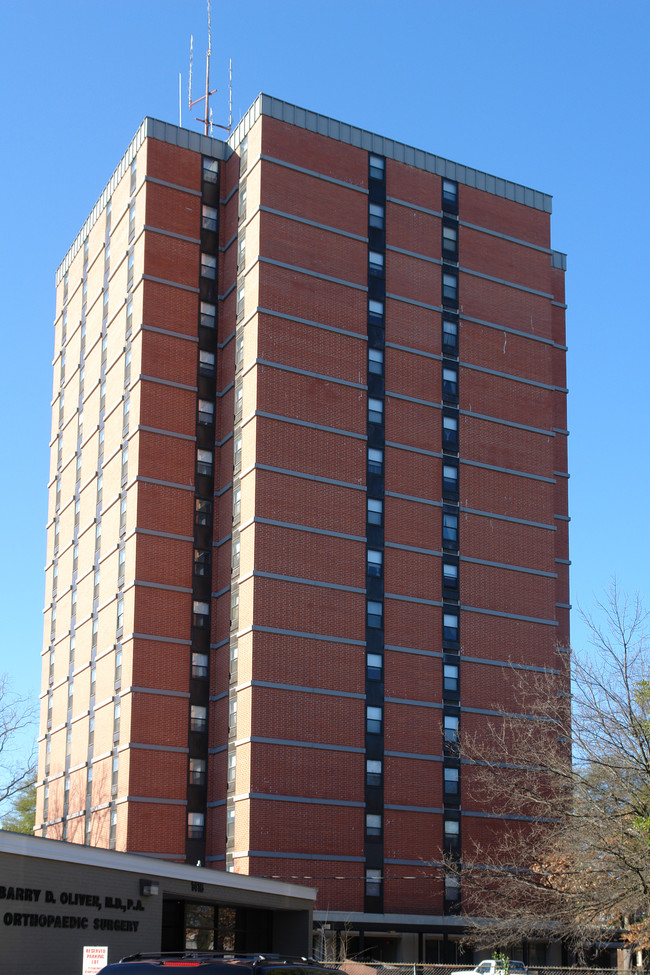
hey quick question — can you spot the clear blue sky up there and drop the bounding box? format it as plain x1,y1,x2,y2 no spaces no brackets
1,0,648,763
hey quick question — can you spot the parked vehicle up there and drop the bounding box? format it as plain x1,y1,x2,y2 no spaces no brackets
98,953,342,975
452,960,528,975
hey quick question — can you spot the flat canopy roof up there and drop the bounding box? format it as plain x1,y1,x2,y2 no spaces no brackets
0,830,316,907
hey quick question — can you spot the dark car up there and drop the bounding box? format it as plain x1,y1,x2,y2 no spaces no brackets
98,952,341,975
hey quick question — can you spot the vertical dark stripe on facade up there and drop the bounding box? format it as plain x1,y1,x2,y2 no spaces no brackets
364,152,387,912
186,155,221,865
440,178,461,913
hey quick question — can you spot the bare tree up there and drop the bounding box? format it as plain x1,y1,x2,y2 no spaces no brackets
0,674,37,811
454,583,650,953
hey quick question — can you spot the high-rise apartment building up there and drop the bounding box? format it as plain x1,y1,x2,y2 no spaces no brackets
37,95,569,960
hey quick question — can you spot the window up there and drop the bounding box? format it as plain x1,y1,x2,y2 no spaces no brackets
367,498,383,525
443,560,458,590
368,299,384,324
442,317,458,354
202,205,218,231
443,512,458,548
195,498,213,527
443,463,458,497
234,383,243,419
199,350,215,376
366,868,382,897
124,348,131,386
442,179,458,208
130,157,137,194
239,137,248,172
235,332,244,370
233,435,242,470
91,618,98,648
114,701,121,737
443,270,458,304
193,600,210,628
444,662,459,694
109,809,117,850
194,549,210,577
442,223,458,260
368,448,383,475
367,652,383,681
121,444,128,485
444,874,461,902
368,348,384,376
200,301,216,328
226,807,235,837
367,549,383,577
366,813,382,837
126,298,133,337
238,182,247,221
443,413,458,450
95,522,102,552
119,496,127,533
187,812,205,839
237,235,246,270
369,155,385,180
117,596,124,632
233,487,241,521
443,612,459,643
198,399,214,425
192,652,209,679
118,548,126,585
127,249,134,290
444,765,459,795
197,449,213,476
201,253,217,279
236,281,245,321
189,758,206,785
367,758,382,786
230,589,239,624
443,366,458,399
368,397,383,424
115,649,122,686
444,713,459,746
128,201,135,241
369,203,385,229
367,705,382,734
369,251,384,276
232,539,241,572
367,600,383,628
229,696,237,735
191,704,207,732
203,157,219,183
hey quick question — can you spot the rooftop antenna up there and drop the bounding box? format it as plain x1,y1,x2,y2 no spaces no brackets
188,0,217,136
187,2,232,136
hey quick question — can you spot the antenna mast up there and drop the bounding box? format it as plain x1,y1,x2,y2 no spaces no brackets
189,0,217,136
186,1,232,136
